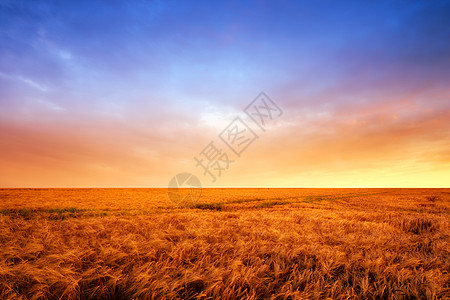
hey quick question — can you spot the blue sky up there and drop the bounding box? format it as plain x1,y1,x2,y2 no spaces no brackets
1,0,450,187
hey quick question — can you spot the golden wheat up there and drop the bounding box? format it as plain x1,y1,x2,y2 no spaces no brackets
0,188,448,299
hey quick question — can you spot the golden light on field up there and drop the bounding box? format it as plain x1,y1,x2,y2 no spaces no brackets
1,1,450,299
0,188,449,298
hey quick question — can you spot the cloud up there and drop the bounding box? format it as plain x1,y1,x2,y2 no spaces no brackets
0,72,48,91
1,0,449,187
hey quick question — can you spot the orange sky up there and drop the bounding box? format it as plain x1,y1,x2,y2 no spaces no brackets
1,88,449,187
1,1,449,187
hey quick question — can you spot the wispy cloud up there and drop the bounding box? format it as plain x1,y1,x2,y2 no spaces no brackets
0,0,449,187
0,72,48,92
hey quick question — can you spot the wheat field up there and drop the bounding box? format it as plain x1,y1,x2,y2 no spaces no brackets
0,188,448,299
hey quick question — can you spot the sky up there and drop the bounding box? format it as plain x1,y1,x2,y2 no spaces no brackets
0,0,449,188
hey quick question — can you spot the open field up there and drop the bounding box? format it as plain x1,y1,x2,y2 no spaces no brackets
0,188,449,299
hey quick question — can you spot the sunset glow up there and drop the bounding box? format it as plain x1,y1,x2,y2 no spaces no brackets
1,1,449,187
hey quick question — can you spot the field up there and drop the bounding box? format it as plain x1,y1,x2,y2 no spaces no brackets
0,188,448,299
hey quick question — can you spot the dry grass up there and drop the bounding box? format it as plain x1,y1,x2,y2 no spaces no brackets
0,188,448,299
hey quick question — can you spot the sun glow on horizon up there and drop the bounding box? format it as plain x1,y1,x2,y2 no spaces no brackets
0,1,449,188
